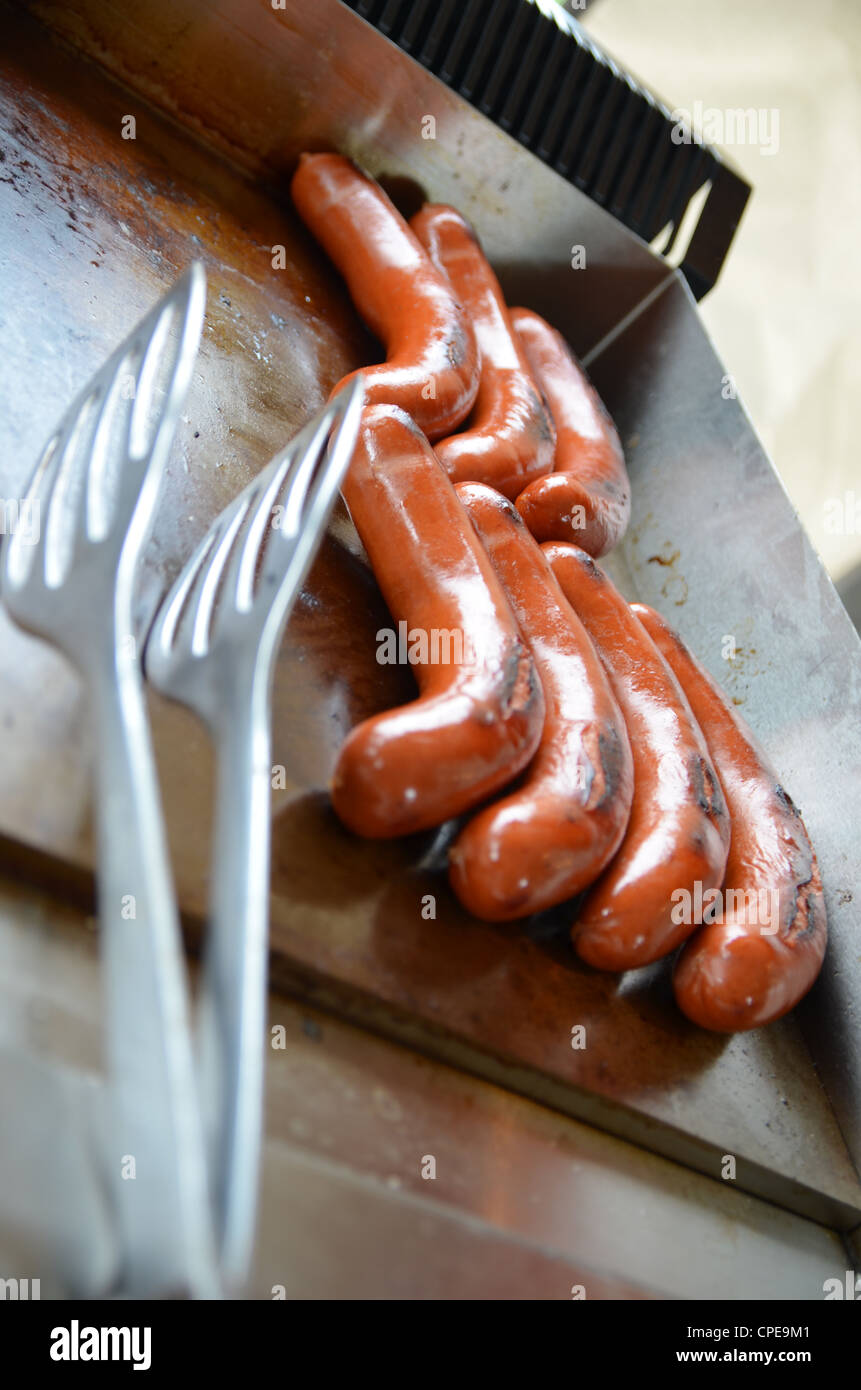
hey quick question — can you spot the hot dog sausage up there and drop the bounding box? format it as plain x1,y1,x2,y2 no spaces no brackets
447,486,633,921
544,545,730,969
332,406,545,838
632,603,828,1032
410,205,555,499
513,309,630,557
291,154,480,439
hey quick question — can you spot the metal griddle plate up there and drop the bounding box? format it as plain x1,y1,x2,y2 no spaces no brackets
1,0,859,1250
0,876,850,1300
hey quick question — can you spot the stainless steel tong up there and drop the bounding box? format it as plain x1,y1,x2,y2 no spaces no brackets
145,373,363,1287
1,261,364,1295
1,264,216,1297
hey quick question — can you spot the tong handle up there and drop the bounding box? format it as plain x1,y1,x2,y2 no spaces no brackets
198,672,272,1288
94,657,217,1297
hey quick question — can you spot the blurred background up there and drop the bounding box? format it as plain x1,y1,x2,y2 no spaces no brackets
578,0,861,618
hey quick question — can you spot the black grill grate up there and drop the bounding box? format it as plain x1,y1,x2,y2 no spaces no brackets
341,0,751,297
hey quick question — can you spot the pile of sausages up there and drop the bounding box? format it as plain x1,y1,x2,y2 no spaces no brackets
291,153,827,1034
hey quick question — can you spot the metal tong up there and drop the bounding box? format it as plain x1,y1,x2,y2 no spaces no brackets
0,262,363,1295
145,369,363,1287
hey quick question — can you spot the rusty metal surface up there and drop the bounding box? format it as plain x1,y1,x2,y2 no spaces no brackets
21,0,670,359
0,874,849,1299
0,0,858,1240
0,3,372,866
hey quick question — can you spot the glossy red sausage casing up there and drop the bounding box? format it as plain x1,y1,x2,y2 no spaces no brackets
448,487,634,921
513,309,630,557
411,205,555,499
332,406,545,838
291,155,480,439
633,603,828,1032
544,545,730,969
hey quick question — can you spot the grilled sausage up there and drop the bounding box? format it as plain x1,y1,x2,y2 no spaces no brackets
411,205,555,499
544,546,730,969
513,309,630,557
332,406,545,838
291,154,480,439
633,603,828,1032
447,487,633,921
